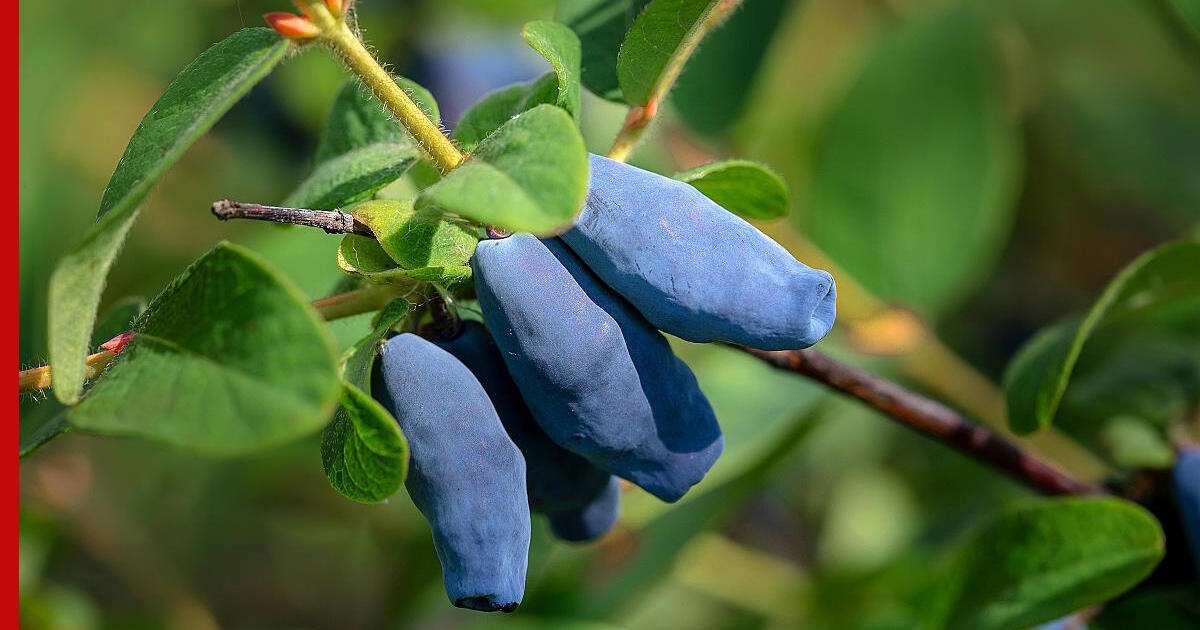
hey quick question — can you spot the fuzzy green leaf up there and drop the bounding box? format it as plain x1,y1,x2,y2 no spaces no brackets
669,0,788,135
523,20,582,120
342,299,410,391
802,6,1020,314
616,0,718,106
352,199,477,273
48,28,289,404
20,299,147,460
337,236,471,286
69,243,340,455
315,76,439,163
322,300,410,503
284,143,421,209
940,498,1164,630
1004,239,1200,434
451,20,577,151
677,160,789,220
1167,0,1200,41
557,0,651,101
453,74,559,152
419,104,588,235
321,383,409,503
18,410,69,460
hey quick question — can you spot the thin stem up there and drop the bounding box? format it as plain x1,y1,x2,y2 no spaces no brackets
606,0,742,162
297,0,464,172
18,286,402,395
20,350,116,394
211,199,373,236
311,284,402,321
740,347,1106,497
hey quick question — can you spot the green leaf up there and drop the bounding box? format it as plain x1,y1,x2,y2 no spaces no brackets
453,74,559,152
1004,239,1200,434
1063,333,1200,433
321,384,409,504
91,297,147,344
351,199,478,280
1100,417,1176,471
676,160,789,220
20,299,147,460
69,243,340,455
557,0,651,101
669,0,788,135
336,235,472,287
48,28,289,404
451,21,577,152
322,300,410,503
337,235,408,283
939,497,1164,630
19,410,69,460
284,143,421,209
1092,586,1200,630
522,20,582,120
616,0,719,106
419,104,588,235
315,76,439,163
802,6,1020,314
1167,0,1200,42
342,299,410,391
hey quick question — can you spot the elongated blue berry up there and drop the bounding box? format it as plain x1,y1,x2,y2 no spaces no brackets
562,154,836,350
548,477,622,543
372,334,529,612
432,321,615,516
1174,447,1200,572
474,234,723,502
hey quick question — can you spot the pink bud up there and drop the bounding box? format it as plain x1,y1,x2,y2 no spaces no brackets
101,333,134,355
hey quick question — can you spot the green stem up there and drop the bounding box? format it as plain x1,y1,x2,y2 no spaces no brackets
311,284,404,321
607,0,742,162
297,0,465,172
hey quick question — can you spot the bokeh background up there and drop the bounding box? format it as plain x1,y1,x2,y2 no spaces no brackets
19,0,1200,628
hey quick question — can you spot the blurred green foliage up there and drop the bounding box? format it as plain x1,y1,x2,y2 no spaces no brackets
19,0,1199,627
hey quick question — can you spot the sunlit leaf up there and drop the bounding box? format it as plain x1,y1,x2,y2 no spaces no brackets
48,28,289,404
70,243,340,455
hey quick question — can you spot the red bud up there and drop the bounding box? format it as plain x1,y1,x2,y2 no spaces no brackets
264,12,320,40
101,333,134,355
325,0,343,17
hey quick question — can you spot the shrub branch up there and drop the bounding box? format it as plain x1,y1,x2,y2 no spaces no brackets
211,199,374,235
740,346,1106,496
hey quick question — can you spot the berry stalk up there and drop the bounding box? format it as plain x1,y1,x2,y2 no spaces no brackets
292,0,465,172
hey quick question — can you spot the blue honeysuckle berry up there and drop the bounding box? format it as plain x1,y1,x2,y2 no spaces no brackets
473,233,724,503
1174,447,1200,573
432,320,617,521
547,477,622,543
372,333,529,612
562,154,837,351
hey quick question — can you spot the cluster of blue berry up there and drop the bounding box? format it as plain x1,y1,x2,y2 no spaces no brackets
373,155,838,611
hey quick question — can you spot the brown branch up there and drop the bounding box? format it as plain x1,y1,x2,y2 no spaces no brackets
738,346,1106,497
211,199,374,236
